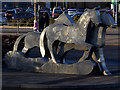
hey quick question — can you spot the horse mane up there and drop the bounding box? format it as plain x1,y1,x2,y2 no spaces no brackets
54,12,75,25
75,10,91,41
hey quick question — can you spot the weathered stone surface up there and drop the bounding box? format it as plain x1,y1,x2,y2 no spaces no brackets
40,60,94,75
55,12,75,25
4,8,116,75
5,51,47,72
5,51,95,75
39,8,116,75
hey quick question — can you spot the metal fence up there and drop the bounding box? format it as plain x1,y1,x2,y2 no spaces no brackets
2,19,34,34
2,17,55,34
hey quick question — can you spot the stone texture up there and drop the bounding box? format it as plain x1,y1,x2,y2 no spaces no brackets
5,51,95,75
5,51,47,72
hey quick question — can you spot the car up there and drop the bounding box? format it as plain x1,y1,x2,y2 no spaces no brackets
26,7,34,15
52,7,63,18
0,17,7,25
100,9,113,15
12,12,34,20
67,9,77,16
0,9,6,17
12,8,22,13
71,12,83,19
5,10,15,20
76,9,84,13
49,8,53,16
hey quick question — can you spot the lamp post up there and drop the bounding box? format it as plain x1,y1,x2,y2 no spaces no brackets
56,0,57,7
115,0,117,24
65,1,67,9
33,0,38,31
34,0,37,21
63,0,64,10
112,0,118,25
38,2,41,31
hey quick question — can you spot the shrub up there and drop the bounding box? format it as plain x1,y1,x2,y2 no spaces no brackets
26,18,34,26
26,17,34,26
73,15,80,24
49,18,55,24
11,19,19,26
19,18,27,26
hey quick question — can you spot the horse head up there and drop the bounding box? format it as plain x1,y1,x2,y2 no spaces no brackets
100,11,116,27
87,7,102,26
86,8,116,48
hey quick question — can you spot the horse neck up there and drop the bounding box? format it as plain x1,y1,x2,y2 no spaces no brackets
77,12,91,29
75,12,91,41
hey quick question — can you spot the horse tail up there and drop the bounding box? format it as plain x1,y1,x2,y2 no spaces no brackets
13,34,26,51
40,29,46,57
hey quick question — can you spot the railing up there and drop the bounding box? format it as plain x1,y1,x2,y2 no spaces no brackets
1,17,55,34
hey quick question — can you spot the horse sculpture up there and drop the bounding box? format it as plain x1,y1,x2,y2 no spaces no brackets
40,8,102,63
40,8,116,75
13,12,75,57
11,8,116,75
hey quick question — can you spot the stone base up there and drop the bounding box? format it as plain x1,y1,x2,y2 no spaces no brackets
41,61,94,75
5,51,47,72
5,51,95,75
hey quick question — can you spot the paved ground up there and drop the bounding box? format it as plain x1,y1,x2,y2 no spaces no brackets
106,27,120,45
2,67,120,89
1,26,120,89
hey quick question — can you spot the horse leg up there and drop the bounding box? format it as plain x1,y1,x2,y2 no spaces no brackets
78,50,88,62
58,43,75,64
13,34,26,52
91,51,103,73
47,40,57,63
52,40,61,61
94,48,111,75
81,44,93,60
22,47,28,54
21,47,31,57
57,42,66,63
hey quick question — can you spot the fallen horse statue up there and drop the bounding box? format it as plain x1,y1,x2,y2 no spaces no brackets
5,8,116,75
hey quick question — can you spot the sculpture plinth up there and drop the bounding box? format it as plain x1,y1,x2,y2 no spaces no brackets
5,51,95,75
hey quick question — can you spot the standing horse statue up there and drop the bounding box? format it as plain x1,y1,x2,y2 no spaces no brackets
40,8,116,75
13,32,41,57
40,8,102,63
56,11,116,75
13,12,75,57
